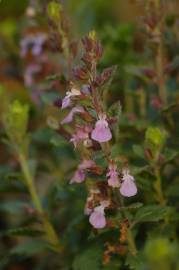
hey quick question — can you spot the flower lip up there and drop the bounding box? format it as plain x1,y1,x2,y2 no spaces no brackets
119,169,137,197
89,205,106,229
91,114,112,143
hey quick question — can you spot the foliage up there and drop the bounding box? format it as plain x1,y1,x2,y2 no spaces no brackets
0,0,179,269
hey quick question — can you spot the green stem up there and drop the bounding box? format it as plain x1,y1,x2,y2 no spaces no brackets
127,229,137,256
119,195,137,256
153,166,166,206
57,25,71,79
18,152,61,252
155,4,167,105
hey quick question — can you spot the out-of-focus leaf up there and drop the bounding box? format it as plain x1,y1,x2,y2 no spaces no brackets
0,227,44,238
145,127,166,148
50,133,68,147
164,148,178,163
0,201,26,214
132,144,144,159
10,239,49,256
41,92,59,104
125,252,145,269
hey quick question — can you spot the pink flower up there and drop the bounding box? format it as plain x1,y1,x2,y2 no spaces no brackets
120,170,137,197
61,95,71,109
71,169,85,183
70,159,95,184
91,114,112,143
61,88,81,109
89,205,106,229
61,106,84,124
24,64,41,86
78,160,95,170
70,125,92,148
107,162,120,188
20,33,47,57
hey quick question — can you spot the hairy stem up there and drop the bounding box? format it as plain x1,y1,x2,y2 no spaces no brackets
119,195,137,256
18,152,62,252
153,166,166,206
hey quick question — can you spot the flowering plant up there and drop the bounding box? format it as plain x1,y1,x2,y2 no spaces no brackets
0,0,179,269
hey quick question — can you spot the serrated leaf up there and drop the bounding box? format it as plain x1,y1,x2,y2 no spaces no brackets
134,205,168,224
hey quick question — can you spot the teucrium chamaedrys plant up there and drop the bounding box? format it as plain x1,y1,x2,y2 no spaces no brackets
3,99,61,252
59,31,138,255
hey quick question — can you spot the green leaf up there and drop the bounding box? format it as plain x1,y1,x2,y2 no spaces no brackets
145,237,178,262
41,92,59,104
28,159,37,177
103,260,121,269
50,133,68,147
0,201,25,214
0,227,44,238
134,205,168,223
123,202,143,210
132,145,144,159
3,100,29,146
110,144,122,159
126,252,145,269
10,239,49,256
73,245,103,270
47,1,62,20
164,148,178,163
145,127,166,148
